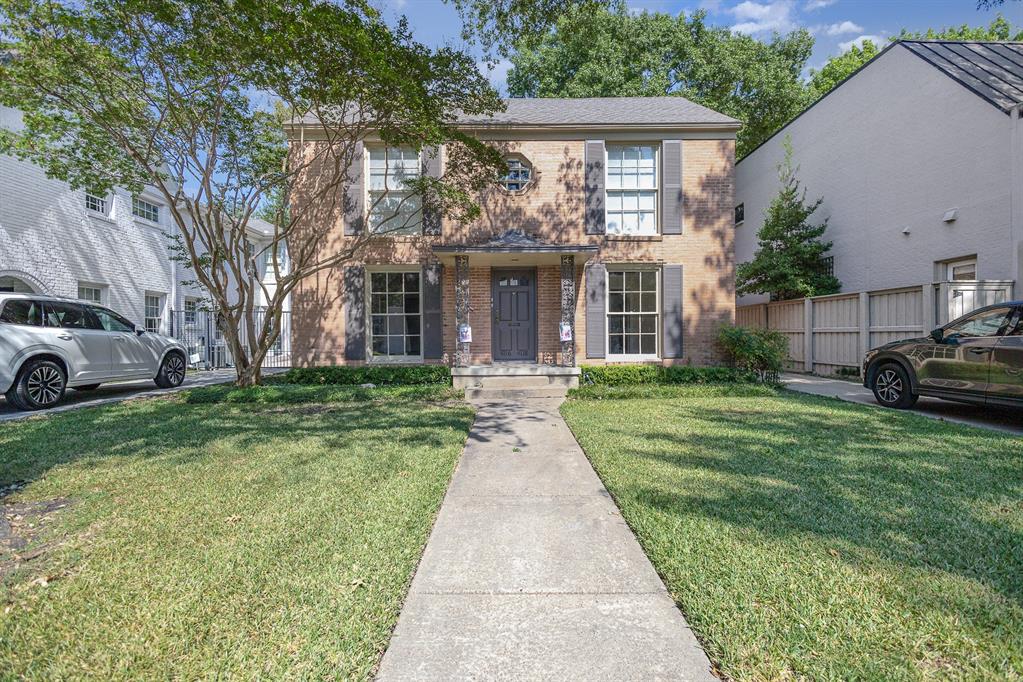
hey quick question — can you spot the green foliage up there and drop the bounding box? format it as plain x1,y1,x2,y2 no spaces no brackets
580,364,756,386
716,325,789,382
185,383,460,404
505,4,813,158
280,365,451,386
736,138,840,300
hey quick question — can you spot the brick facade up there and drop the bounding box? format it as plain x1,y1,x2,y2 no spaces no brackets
290,132,736,367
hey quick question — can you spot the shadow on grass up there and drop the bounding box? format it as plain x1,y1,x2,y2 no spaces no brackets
567,389,1023,607
0,390,473,493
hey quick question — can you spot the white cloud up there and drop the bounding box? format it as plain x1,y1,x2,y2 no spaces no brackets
838,34,885,52
803,0,836,9
825,20,863,36
729,0,796,34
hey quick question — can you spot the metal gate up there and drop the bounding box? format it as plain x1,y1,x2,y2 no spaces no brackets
169,308,292,370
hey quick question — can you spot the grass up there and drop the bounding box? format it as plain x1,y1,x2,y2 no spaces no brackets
560,384,1023,681
0,385,474,680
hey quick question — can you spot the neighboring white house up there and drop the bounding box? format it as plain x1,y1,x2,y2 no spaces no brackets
0,105,287,331
735,40,1023,320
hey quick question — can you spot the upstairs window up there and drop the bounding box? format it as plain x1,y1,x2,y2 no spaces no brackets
606,145,658,235
500,157,532,191
85,193,107,215
368,146,421,235
132,197,160,223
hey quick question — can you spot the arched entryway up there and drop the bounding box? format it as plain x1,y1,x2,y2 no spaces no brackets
0,271,47,294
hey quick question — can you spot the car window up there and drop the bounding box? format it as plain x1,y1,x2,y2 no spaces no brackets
43,302,102,330
1007,309,1023,336
943,306,1012,340
0,299,44,326
91,306,136,333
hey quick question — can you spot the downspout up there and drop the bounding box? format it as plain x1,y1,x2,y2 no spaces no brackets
1012,103,1022,300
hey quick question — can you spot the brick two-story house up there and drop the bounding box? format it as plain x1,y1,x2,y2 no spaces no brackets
287,98,739,385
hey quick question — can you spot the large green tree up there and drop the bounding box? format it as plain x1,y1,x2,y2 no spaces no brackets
808,16,1022,103
736,139,839,301
505,4,813,158
0,0,505,386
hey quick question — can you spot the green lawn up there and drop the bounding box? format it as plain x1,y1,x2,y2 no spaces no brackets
0,385,473,680
561,385,1023,681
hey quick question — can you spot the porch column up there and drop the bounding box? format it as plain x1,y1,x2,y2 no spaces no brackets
560,255,576,367
455,255,471,367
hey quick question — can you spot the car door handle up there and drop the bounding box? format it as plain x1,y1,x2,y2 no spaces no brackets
968,347,992,355
114,336,127,342
56,333,73,340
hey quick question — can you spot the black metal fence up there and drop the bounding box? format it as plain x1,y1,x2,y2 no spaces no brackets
168,308,292,370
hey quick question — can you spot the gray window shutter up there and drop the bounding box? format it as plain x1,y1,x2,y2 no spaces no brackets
421,145,443,236
662,140,682,235
585,262,606,358
344,142,365,236
422,263,444,359
662,264,683,358
344,265,366,360
585,140,606,235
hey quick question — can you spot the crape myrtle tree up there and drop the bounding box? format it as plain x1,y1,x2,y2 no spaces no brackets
736,138,839,301
0,0,506,387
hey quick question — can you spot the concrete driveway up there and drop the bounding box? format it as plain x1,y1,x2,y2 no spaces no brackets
782,373,1023,436
0,369,285,422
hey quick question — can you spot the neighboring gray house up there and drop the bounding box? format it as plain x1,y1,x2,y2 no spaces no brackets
735,40,1023,321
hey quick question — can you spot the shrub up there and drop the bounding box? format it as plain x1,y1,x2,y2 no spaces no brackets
280,365,450,386
581,364,755,386
716,325,789,383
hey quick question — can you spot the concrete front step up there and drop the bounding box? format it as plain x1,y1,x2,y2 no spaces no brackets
464,386,569,400
452,364,581,390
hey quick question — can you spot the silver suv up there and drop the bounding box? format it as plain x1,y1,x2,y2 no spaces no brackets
0,294,188,410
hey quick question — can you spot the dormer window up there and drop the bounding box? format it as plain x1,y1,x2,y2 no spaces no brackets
500,157,532,192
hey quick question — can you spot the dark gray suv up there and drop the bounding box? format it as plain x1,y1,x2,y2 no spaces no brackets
863,301,1023,409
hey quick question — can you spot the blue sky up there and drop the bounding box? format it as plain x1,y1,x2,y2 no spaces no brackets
371,0,1022,90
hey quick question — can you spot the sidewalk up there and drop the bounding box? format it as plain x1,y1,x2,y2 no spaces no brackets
782,373,1023,436
376,399,715,681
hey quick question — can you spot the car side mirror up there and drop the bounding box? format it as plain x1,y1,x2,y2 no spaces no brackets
135,325,146,336
930,328,944,343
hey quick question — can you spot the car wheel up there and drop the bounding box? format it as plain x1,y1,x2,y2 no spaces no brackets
10,359,67,411
72,384,102,391
870,363,918,409
154,352,186,388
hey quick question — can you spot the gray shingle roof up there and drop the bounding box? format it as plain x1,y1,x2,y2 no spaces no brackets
901,40,1023,113
457,96,739,127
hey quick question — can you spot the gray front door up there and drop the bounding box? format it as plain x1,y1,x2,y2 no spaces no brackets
492,269,536,362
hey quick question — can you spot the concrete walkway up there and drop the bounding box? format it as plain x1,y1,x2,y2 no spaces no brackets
376,399,715,681
782,373,1023,436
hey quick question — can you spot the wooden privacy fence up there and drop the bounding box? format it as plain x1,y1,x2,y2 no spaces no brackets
735,280,1015,376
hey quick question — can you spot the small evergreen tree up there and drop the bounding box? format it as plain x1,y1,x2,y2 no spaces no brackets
736,138,840,300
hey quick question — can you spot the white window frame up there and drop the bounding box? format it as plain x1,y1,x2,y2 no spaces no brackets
605,266,660,361
366,146,422,236
85,192,108,215
500,156,533,192
132,197,161,223
77,283,104,304
605,144,659,236
144,293,165,333
947,258,977,281
366,268,423,362
183,297,199,326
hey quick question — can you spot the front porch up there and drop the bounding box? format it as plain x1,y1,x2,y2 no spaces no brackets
434,230,597,369
451,363,581,399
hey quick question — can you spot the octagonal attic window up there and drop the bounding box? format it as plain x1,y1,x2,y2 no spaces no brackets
500,157,532,192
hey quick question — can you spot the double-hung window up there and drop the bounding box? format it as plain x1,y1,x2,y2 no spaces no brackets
369,271,421,358
606,145,658,235
85,193,107,215
368,147,422,235
607,269,659,358
144,294,164,333
132,197,160,223
184,298,198,325
78,284,103,304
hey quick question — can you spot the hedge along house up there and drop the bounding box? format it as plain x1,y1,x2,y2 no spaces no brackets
287,98,739,388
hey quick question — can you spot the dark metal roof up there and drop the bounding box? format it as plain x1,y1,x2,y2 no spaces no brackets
900,40,1023,113
433,229,598,254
